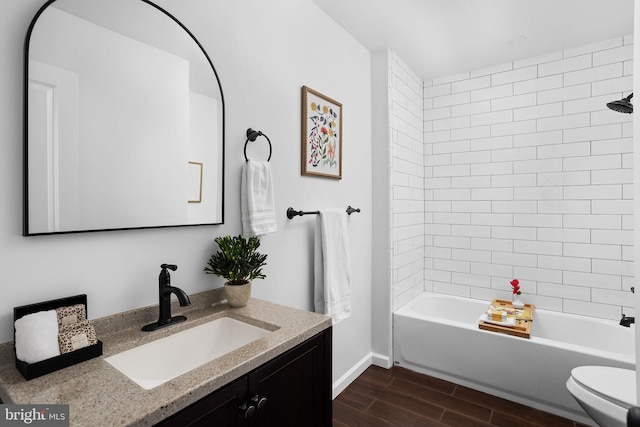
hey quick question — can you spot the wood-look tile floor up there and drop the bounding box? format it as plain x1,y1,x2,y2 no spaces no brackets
333,366,592,427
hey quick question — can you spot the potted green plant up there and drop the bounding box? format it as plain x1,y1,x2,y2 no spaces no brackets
204,235,268,307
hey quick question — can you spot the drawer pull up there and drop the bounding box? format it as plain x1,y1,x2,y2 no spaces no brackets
251,395,268,411
238,401,256,419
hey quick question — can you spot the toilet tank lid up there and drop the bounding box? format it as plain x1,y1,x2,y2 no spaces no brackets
571,366,636,408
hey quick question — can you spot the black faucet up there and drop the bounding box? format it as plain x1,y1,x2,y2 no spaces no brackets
142,264,192,331
620,314,635,327
619,287,635,328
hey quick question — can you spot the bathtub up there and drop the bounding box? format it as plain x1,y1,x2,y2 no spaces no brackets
393,292,635,425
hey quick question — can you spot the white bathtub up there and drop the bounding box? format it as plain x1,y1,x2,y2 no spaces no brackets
393,292,635,425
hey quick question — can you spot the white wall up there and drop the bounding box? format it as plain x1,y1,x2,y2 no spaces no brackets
423,36,634,319
2,0,372,389
370,51,392,365
634,0,640,405
187,92,220,223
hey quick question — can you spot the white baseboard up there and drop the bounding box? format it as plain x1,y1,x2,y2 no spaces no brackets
332,353,372,399
371,352,392,368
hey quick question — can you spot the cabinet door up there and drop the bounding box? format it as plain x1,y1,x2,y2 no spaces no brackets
248,329,332,427
157,377,247,427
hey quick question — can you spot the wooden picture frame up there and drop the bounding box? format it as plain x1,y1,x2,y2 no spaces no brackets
301,86,342,179
187,161,203,203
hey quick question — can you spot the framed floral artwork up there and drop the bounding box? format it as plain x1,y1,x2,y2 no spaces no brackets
301,86,342,179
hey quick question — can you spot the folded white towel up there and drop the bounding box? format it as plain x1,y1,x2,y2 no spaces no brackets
15,310,61,364
314,209,352,324
241,160,277,237
486,309,507,322
480,313,516,327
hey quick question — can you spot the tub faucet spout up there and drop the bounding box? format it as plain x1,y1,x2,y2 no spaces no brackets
620,314,635,327
142,263,191,332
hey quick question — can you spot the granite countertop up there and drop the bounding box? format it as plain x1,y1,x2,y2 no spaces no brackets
0,289,331,426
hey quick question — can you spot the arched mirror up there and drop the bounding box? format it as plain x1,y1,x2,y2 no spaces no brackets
24,0,224,235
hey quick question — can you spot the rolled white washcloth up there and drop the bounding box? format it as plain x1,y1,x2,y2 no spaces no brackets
15,310,61,364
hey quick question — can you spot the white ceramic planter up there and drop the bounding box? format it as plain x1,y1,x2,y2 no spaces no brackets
224,281,252,307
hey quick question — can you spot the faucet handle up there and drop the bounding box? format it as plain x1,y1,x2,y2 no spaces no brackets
161,264,178,271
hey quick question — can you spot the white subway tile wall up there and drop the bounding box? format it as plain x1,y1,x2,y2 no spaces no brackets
390,52,425,309
420,36,634,320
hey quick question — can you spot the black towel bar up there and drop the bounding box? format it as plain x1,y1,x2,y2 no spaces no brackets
286,206,361,219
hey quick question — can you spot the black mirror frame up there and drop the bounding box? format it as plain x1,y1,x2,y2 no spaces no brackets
23,0,225,236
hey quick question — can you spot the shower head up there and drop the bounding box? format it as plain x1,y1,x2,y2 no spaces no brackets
606,93,633,114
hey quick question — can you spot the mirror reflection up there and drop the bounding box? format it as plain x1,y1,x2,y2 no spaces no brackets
25,0,224,235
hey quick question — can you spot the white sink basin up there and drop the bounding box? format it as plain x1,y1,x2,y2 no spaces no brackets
105,317,271,389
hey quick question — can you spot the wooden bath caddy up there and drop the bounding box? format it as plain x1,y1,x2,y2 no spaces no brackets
478,299,535,339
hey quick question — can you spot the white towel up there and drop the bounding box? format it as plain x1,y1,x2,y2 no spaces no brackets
314,209,352,324
479,314,516,327
241,160,277,237
15,310,61,364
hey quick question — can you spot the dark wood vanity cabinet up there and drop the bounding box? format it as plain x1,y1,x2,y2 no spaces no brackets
156,328,332,427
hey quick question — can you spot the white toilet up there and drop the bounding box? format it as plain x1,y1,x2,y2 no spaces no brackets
566,366,636,427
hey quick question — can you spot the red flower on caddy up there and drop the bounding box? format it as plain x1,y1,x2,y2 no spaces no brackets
510,279,521,295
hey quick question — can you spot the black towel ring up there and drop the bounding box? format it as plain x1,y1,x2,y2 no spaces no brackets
244,128,272,162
